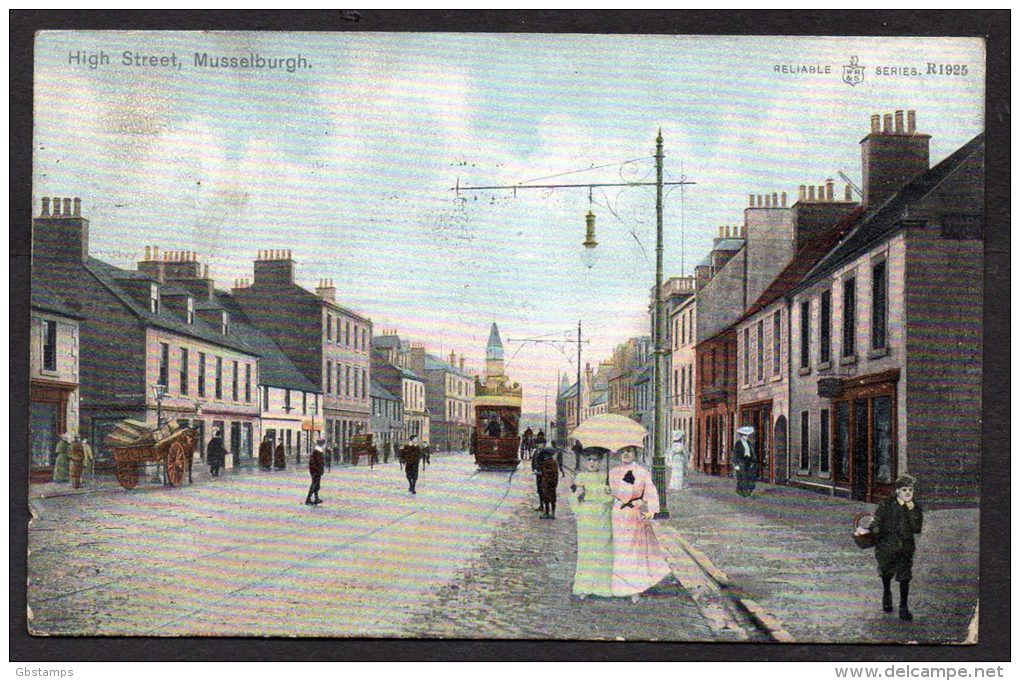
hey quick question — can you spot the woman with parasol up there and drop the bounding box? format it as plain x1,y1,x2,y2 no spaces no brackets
567,446,614,599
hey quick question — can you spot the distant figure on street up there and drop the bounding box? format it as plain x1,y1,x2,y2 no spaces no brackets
668,430,689,491
485,417,502,438
422,442,431,467
859,474,923,621
305,438,325,506
68,435,94,489
569,449,614,599
609,448,671,602
274,440,286,470
207,430,227,477
572,439,584,470
52,431,72,483
324,445,333,472
522,427,534,460
534,429,547,449
535,447,563,519
383,441,391,464
400,435,424,494
258,435,273,471
732,426,757,497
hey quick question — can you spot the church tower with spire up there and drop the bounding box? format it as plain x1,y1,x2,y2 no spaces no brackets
485,322,505,384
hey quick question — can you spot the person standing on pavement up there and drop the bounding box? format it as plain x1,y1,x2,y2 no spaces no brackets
68,435,93,489
608,448,672,602
668,430,689,491
258,435,273,471
568,450,615,600
274,439,286,470
400,435,423,494
861,474,923,621
305,438,325,505
207,429,227,477
52,431,72,483
732,426,757,497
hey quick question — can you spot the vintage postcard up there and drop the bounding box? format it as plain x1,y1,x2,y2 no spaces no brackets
26,29,987,645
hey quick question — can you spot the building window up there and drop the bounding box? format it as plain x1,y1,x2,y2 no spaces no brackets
215,356,223,399
180,348,189,395
345,321,351,346
872,260,888,351
302,392,307,415
346,365,352,397
284,389,291,412
800,411,810,471
327,315,333,341
820,409,830,474
222,312,229,336
232,361,239,401
42,320,57,372
820,289,832,364
187,298,194,324
799,301,810,369
198,352,206,397
245,364,252,403
326,361,332,393
150,283,160,314
772,311,781,377
353,367,360,398
159,342,170,387
742,328,750,384
842,277,856,357
756,320,764,382
362,371,367,400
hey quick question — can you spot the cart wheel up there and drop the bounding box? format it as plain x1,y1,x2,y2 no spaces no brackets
166,442,187,486
116,461,138,490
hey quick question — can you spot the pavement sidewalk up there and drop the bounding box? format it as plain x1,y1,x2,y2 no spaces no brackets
663,471,979,644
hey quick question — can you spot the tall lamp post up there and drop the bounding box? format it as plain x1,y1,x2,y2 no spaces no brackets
456,131,692,517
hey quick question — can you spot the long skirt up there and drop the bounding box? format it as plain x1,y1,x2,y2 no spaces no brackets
610,505,672,597
571,501,614,597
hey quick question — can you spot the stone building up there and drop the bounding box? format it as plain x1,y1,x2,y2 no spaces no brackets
788,113,983,506
607,337,644,419
425,351,474,451
663,276,697,443
370,378,402,457
371,331,428,444
31,199,261,471
29,285,82,481
230,259,372,455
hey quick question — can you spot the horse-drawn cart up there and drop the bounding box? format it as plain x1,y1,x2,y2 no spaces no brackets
104,419,197,490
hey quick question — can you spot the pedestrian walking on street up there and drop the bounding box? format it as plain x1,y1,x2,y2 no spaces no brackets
207,430,227,477
400,435,424,494
859,474,923,621
68,435,94,489
422,443,431,467
324,445,333,472
305,438,325,505
668,430,689,492
383,442,391,464
274,440,286,470
535,447,563,518
732,426,757,497
608,448,672,602
52,431,72,483
258,435,273,471
568,450,615,599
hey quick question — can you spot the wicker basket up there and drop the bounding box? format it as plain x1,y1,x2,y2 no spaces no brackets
853,511,878,549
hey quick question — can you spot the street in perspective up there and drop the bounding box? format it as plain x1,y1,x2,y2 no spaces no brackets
27,32,984,644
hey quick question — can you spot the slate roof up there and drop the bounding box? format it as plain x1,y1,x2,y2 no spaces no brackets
31,284,83,319
632,364,654,384
796,132,984,292
371,335,402,349
424,353,472,378
590,391,608,406
713,237,746,251
370,378,400,402
738,206,865,324
560,382,579,399
399,367,425,382
83,257,256,355
213,291,319,393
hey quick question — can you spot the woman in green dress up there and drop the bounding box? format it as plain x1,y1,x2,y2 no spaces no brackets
568,449,615,599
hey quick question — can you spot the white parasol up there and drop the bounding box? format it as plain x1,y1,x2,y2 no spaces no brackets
568,414,647,453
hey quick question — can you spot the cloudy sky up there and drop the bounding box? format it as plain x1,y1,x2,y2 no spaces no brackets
33,32,984,413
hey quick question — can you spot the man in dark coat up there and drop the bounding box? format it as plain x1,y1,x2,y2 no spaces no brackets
522,427,534,460
866,474,923,621
207,430,227,477
732,426,757,497
485,417,502,438
258,435,273,471
534,429,547,449
274,440,286,470
400,436,423,494
305,438,325,505
535,448,563,519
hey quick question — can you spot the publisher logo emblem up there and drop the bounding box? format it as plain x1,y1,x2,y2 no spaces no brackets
843,56,865,87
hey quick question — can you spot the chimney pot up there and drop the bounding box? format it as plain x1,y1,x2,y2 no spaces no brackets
52,197,61,216
153,246,159,260
741,224,747,237
772,192,778,207
718,225,724,238
818,185,826,202
781,192,787,207
63,198,72,215
826,179,835,201
883,113,893,133
894,110,904,134
907,110,917,134
870,114,881,134
808,186,816,201
749,194,755,207
41,197,50,216
845,184,853,201
145,246,152,260
73,198,81,216
204,264,209,278
799,185,806,201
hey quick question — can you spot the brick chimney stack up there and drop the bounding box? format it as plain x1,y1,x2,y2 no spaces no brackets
33,196,89,262
861,109,930,209
315,278,336,303
253,249,296,287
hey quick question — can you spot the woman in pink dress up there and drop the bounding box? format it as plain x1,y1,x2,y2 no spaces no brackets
608,448,672,601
